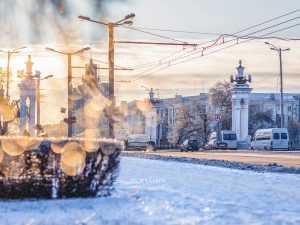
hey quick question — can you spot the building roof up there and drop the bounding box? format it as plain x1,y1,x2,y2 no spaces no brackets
249,93,299,101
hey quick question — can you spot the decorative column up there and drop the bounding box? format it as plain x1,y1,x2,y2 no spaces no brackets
18,55,37,136
19,95,27,135
29,96,36,136
230,60,253,141
145,111,157,142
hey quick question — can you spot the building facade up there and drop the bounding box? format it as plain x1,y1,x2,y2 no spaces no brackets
120,92,299,145
72,59,109,138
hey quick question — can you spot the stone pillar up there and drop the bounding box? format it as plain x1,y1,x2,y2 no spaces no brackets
19,95,27,135
29,96,36,136
230,60,252,141
232,99,241,140
145,108,157,142
18,56,37,136
151,114,157,142
240,99,249,141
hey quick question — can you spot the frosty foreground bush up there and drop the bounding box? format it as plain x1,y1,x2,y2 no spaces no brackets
0,137,122,200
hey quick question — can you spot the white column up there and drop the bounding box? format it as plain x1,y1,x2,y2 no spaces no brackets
145,114,151,137
19,95,27,135
29,96,36,136
240,99,249,141
232,99,241,141
151,114,157,141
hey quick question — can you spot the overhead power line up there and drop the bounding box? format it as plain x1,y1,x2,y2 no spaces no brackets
119,8,300,80
129,8,300,36
130,21,300,82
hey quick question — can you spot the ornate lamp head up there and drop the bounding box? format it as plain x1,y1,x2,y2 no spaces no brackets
25,55,34,77
230,60,252,84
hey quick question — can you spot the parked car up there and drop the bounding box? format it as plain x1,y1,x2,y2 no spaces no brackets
147,141,156,151
208,131,238,150
180,140,199,152
126,134,150,151
204,139,229,150
251,128,289,150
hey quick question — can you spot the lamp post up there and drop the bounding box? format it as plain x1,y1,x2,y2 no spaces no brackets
265,42,290,128
0,47,27,97
45,47,90,137
0,47,26,133
78,13,135,138
36,73,53,136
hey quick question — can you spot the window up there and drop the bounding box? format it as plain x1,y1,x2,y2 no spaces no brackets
273,133,280,139
277,106,280,111
256,132,271,140
255,132,261,140
288,116,291,121
281,133,288,139
188,140,198,145
288,106,292,112
223,134,237,140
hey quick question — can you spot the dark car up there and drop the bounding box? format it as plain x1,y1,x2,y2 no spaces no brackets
180,140,199,152
147,141,156,151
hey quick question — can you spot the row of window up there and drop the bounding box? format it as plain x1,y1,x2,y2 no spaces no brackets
255,132,287,140
277,106,297,112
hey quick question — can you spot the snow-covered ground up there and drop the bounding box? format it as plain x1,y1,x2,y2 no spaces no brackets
0,157,300,225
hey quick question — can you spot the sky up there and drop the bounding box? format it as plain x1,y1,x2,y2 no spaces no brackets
0,0,299,124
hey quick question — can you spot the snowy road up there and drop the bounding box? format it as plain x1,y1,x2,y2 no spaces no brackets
0,157,300,224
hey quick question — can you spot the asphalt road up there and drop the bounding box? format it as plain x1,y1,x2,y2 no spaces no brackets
126,149,300,168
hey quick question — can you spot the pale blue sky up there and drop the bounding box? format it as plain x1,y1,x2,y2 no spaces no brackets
0,0,299,124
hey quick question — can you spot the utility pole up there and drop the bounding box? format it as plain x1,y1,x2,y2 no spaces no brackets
45,47,90,137
265,42,290,128
0,47,27,98
6,51,10,98
279,48,283,129
108,22,114,138
37,78,40,135
36,74,53,136
0,47,26,134
68,53,72,137
78,14,135,139
78,14,198,138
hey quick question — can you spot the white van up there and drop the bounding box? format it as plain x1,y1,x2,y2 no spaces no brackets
208,130,238,150
251,128,289,150
126,134,150,151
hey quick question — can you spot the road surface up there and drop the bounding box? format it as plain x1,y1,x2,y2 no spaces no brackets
127,150,300,167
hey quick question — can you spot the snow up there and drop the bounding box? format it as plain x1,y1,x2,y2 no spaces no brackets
0,157,300,224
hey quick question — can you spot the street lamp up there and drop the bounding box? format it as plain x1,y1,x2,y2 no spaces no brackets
265,42,290,128
78,13,135,138
0,47,27,97
36,72,53,136
45,47,90,137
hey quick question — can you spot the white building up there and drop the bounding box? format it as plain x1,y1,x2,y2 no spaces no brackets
119,91,299,146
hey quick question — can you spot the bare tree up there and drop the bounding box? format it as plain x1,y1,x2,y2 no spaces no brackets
0,67,13,88
287,118,300,149
207,80,233,130
9,100,29,135
248,103,276,137
207,80,232,111
168,97,213,146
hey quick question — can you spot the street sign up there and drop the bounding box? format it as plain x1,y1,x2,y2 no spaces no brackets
215,114,222,122
216,130,222,142
215,122,222,130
